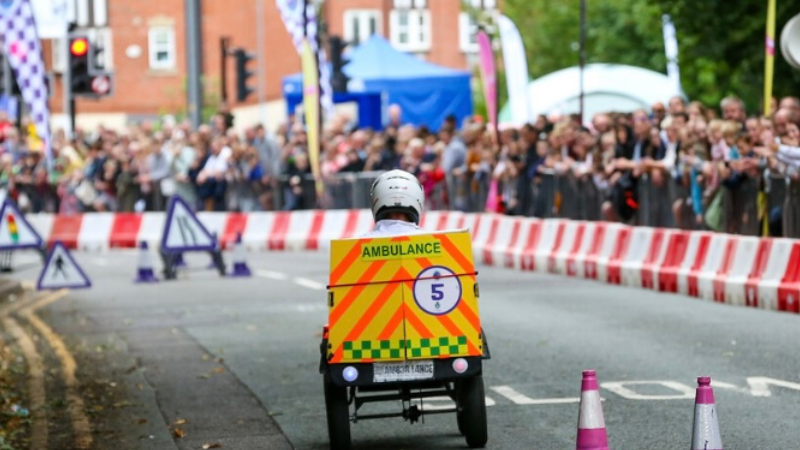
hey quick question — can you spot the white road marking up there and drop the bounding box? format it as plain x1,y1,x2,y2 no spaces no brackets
256,270,288,281
293,277,326,291
420,395,496,411
92,258,109,266
491,385,580,405
600,381,694,400
745,377,800,397
709,380,750,394
296,304,326,313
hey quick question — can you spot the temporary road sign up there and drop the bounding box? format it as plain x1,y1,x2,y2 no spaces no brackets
37,241,91,290
161,196,216,252
0,198,43,250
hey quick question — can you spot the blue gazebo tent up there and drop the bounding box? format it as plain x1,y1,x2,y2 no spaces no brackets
282,35,473,131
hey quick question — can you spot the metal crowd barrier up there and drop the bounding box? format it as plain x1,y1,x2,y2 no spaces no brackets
269,169,796,238
274,172,381,211
530,171,794,237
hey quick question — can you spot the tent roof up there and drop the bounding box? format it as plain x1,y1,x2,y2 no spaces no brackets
344,35,469,79
283,35,469,88
499,63,684,124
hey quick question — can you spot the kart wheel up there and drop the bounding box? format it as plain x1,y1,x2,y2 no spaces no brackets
324,373,351,450
456,408,466,435
456,375,487,448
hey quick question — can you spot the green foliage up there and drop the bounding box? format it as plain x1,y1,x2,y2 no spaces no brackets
502,0,800,114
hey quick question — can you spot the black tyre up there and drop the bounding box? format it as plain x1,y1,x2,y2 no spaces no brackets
456,408,466,435
456,375,488,448
324,373,351,450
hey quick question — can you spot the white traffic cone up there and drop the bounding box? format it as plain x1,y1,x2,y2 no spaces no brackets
133,241,159,283
691,376,723,450
229,232,251,277
576,369,608,450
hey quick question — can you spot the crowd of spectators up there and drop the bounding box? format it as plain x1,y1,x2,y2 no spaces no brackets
1,95,799,237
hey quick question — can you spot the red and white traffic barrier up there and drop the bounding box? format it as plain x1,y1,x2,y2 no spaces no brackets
20,209,800,316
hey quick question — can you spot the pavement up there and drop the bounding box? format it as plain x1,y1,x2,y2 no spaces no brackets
1,248,800,449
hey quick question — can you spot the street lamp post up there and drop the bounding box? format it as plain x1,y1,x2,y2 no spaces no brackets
579,0,586,125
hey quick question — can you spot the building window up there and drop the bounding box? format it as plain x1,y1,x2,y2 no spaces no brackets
459,13,479,53
463,0,496,8
389,9,431,52
148,26,175,70
460,0,497,53
344,9,381,45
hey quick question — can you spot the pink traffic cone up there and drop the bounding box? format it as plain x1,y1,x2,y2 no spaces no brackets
691,376,723,450
134,241,159,283
229,232,251,277
576,370,608,450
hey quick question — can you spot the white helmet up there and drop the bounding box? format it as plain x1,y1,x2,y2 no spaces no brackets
370,170,424,224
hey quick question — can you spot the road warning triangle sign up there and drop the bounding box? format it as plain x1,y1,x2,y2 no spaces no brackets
161,196,216,252
0,198,43,250
37,242,92,290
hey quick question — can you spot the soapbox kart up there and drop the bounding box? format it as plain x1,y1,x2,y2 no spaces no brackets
320,230,490,450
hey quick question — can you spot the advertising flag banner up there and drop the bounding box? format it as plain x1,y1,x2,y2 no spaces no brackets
764,0,776,116
0,0,51,163
477,30,497,132
662,14,682,97
275,0,333,117
497,15,531,126
301,39,322,198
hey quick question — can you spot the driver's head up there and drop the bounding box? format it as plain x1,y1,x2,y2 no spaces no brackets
370,170,424,225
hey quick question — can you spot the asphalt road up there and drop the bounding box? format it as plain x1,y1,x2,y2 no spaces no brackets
4,248,800,449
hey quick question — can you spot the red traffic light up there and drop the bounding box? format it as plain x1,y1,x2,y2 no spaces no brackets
70,38,89,57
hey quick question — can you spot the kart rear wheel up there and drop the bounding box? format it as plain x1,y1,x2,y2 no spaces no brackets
456,375,487,448
324,373,351,450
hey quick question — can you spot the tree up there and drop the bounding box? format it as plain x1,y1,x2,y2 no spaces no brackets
501,0,800,114
654,0,800,112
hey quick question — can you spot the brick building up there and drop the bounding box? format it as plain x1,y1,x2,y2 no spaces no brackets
47,0,497,132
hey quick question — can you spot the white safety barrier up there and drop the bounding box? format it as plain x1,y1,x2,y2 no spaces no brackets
722,236,762,306
620,227,658,287
549,221,582,275
20,210,800,315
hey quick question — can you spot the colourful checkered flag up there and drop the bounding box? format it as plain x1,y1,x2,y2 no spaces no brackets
0,0,51,164
275,0,334,118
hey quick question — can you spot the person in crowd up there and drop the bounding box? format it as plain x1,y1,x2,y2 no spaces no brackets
439,125,467,211
720,96,747,126
651,102,667,128
197,136,230,211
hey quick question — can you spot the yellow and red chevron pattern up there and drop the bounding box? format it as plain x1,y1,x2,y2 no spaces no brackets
327,231,482,364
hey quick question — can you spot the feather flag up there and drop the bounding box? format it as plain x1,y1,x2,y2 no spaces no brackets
477,29,497,133
497,15,531,126
301,40,321,199
0,0,51,165
764,0,776,116
662,14,682,98
275,0,333,117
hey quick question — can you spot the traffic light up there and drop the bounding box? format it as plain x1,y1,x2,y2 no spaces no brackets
329,36,350,93
233,48,255,102
68,33,92,95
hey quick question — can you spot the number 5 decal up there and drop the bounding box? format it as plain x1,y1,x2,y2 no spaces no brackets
431,283,444,301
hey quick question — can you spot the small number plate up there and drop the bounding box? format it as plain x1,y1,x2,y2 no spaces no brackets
373,360,434,382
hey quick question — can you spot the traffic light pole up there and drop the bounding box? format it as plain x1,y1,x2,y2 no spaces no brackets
220,36,229,102
185,0,204,129
1,55,12,100
63,24,75,138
